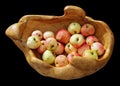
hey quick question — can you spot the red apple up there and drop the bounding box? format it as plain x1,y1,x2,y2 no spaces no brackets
37,40,47,54
31,30,43,40
91,42,105,56
78,43,90,56
81,23,95,36
86,36,98,46
67,52,80,63
65,43,77,54
55,55,68,67
54,42,65,55
55,29,71,44
70,34,85,48
43,31,54,39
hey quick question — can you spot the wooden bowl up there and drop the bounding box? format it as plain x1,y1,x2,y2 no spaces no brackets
5,5,114,80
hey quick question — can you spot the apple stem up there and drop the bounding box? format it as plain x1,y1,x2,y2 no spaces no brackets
90,52,94,55
76,38,79,41
33,38,37,42
51,45,54,49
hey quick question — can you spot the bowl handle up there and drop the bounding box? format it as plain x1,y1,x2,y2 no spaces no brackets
5,19,27,40
64,5,86,19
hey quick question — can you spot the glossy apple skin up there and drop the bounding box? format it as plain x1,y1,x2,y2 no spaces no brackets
26,36,41,49
65,43,77,54
55,29,71,44
86,36,98,46
67,52,79,63
70,34,85,48
32,30,43,40
37,40,47,54
43,31,54,39
83,49,98,59
42,50,55,64
54,42,65,55
91,42,105,56
68,22,81,34
45,37,57,51
78,43,90,56
55,55,68,67
81,23,95,36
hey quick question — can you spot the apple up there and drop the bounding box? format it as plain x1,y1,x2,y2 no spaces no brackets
26,36,41,49
86,36,98,46
83,49,98,59
55,55,68,67
91,42,105,56
45,37,57,51
37,40,47,54
70,34,85,48
68,22,81,34
31,30,43,40
65,43,77,54
43,31,54,39
78,43,90,56
67,52,80,63
54,42,65,55
81,23,95,36
55,29,71,44
42,50,55,64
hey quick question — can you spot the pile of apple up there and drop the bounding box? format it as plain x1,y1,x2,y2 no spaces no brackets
26,22,105,67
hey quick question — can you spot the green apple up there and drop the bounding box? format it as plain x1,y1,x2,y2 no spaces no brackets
83,49,98,59
42,50,55,64
70,34,85,48
45,37,57,51
68,22,81,34
65,43,77,54
26,35,41,49
43,31,54,39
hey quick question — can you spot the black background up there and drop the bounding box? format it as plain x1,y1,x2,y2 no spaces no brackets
0,0,119,85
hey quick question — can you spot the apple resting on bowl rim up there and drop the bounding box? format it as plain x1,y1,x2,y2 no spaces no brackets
5,5,114,80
